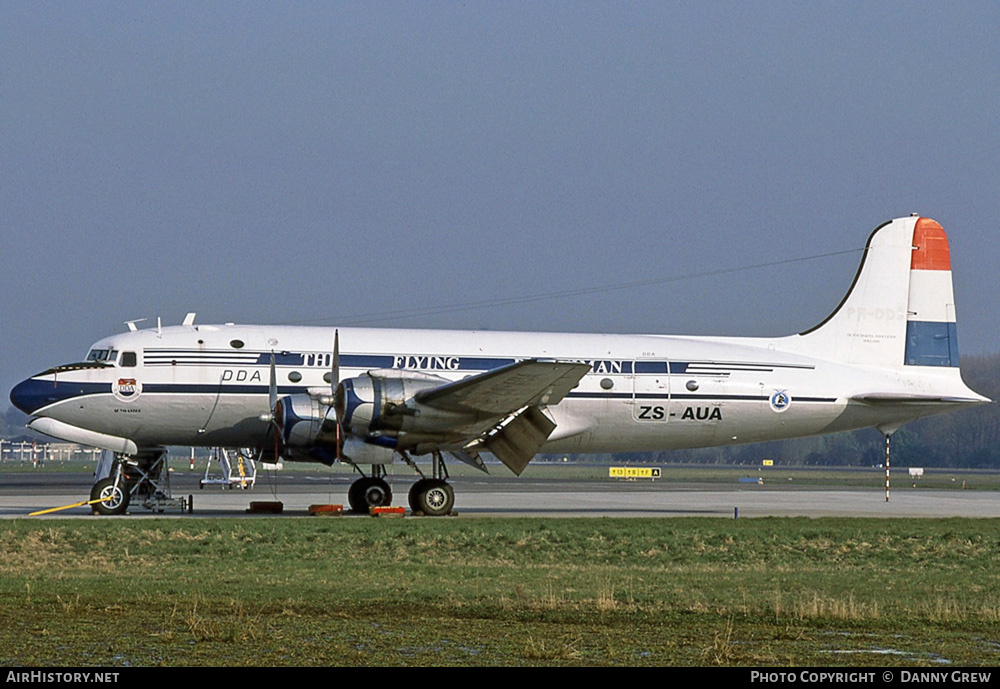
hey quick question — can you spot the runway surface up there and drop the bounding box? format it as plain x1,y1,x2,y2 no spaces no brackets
1,471,998,518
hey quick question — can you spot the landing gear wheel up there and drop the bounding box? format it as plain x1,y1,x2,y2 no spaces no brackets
363,477,392,509
90,478,130,516
348,477,392,513
408,479,427,512
348,478,367,513
411,478,454,517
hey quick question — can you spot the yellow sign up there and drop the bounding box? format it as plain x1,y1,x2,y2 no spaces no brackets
762,459,774,467
609,467,661,479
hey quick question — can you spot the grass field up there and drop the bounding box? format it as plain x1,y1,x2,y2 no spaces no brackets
1,517,998,666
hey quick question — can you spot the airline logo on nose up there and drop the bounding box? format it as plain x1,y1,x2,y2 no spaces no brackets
113,378,142,402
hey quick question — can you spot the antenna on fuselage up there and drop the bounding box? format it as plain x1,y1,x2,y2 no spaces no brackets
124,318,147,332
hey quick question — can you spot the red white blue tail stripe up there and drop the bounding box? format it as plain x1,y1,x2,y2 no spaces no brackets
905,218,959,367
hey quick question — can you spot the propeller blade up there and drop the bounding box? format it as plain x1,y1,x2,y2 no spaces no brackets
268,350,277,412
272,399,282,461
331,330,344,462
331,330,340,399
258,350,283,462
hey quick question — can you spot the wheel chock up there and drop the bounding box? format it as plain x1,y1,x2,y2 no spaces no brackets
308,504,343,516
370,506,405,518
247,501,283,514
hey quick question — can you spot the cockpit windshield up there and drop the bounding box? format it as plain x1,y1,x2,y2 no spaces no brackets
86,348,118,363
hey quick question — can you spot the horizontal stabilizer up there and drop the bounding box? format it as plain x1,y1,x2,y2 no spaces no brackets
852,393,990,405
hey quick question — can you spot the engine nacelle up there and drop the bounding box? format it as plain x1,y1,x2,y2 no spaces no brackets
276,394,337,450
272,393,395,464
274,370,476,463
337,370,466,436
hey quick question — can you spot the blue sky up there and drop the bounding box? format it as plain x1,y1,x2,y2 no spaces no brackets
3,2,998,398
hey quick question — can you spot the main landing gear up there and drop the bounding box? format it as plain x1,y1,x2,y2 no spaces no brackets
408,478,454,517
346,451,455,516
404,450,454,517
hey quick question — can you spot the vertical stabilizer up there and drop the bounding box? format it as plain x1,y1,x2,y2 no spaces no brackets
792,216,960,368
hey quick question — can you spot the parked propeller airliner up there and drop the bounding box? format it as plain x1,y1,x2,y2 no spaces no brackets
10,215,988,515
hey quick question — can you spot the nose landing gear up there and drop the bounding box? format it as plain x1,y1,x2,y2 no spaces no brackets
90,477,130,516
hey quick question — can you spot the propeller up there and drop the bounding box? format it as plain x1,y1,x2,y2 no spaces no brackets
259,335,347,464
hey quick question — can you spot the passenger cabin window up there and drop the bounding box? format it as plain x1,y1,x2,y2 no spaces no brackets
120,351,137,367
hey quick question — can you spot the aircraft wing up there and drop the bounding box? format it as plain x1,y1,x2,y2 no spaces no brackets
413,359,591,415
408,359,590,476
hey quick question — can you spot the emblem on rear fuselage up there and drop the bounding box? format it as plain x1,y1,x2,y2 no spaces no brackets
769,390,791,413
112,377,142,402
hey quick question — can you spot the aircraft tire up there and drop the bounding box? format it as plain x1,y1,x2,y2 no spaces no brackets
90,478,130,516
348,478,368,513
408,479,427,512
348,477,393,513
415,479,453,517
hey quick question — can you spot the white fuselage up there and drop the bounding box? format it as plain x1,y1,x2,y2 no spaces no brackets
13,323,978,459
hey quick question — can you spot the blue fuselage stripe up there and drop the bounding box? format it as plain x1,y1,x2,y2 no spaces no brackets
12,376,838,415
12,352,831,415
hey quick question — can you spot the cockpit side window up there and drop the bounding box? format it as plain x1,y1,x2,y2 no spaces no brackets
86,348,118,363
121,351,137,367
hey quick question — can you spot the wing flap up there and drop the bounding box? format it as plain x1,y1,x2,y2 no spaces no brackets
448,449,489,474
478,405,557,476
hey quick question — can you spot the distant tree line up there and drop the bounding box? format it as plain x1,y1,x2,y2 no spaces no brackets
4,353,998,468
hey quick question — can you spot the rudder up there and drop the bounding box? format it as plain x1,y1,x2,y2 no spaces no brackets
904,218,959,367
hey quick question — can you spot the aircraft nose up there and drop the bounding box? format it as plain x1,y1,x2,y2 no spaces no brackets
10,378,45,415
